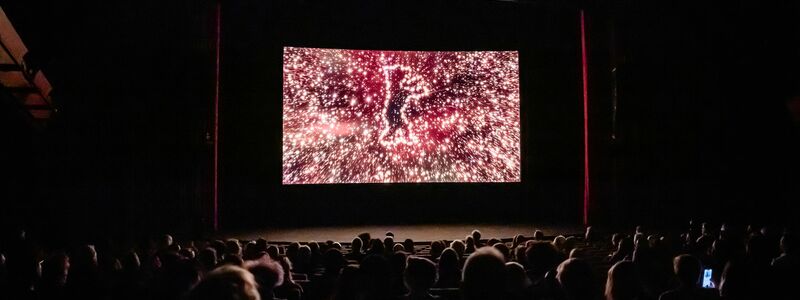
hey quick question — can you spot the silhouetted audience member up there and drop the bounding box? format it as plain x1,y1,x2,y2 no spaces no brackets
367,239,385,257
211,240,227,260
505,262,531,300
557,258,598,300
294,245,313,274
275,256,303,300
585,226,596,246
435,248,461,288
180,247,197,260
553,235,567,252
225,239,242,259
384,237,395,255
525,241,563,283
187,265,260,300
198,247,218,272
152,253,201,300
659,255,718,300
390,251,410,296
569,248,588,259
430,241,445,261
247,257,284,300
159,234,174,251
513,246,527,265
256,238,269,253
465,236,477,254
37,252,69,300
533,230,545,241
219,253,245,267
612,233,625,250
462,247,506,300
333,265,360,300
358,233,371,248
5,230,37,298
348,237,365,261
605,260,643,300
0,252,7,294
308,241,322,267
404,239,416,254
403,256,438,300
451,240,466,257
493,243,510,262
472,230,484,248
772,233,798,300
513,234,526,249
119,250,147,300
266,245,279,260
66,244,105,300
610,238,634,263
564,236,578,254
358,254,393,300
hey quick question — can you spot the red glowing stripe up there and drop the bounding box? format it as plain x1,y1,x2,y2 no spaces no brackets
213,1,221,231
580,9,590,225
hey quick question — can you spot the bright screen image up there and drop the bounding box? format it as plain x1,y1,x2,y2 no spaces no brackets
282,47,520,184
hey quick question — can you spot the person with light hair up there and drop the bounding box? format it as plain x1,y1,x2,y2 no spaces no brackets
187,265,261,300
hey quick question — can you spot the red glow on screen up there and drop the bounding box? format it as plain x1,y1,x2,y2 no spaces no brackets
282,48,521,184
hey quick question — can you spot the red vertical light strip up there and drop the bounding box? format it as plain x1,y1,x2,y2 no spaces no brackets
213,1,221,232
580,9,590,225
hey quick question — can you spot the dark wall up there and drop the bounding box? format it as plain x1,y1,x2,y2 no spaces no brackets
1,0,217,242
2,0,798,239
586,1,800,228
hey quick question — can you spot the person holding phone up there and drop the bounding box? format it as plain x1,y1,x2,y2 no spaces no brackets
658,255,720,300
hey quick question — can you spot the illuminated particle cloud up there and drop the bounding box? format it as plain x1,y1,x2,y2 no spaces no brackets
282,47,520,184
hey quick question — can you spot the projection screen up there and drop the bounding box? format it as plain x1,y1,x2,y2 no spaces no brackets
282,47,520,184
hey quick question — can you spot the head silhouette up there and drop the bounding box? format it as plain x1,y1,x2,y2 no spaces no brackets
188,265,260,300
533,230,545,241
247,258,284,299
673,254,702,287
430,241,445,260
351,237,364,253
605,260,641,300
505,262,530,294
403,239,415,254
404,256,437,295
556,258,596,300
462,247,506,300
472,230,483,245
323,248,347,275
525,241,562,280
451,240,466,257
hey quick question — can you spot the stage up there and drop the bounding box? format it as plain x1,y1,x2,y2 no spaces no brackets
226,223,583,244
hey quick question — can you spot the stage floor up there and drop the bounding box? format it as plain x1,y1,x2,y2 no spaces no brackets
228,223,582,243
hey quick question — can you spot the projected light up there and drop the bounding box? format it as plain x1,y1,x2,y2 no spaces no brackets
282,47,520,184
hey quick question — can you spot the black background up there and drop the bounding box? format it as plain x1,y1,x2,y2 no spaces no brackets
1,0,798,242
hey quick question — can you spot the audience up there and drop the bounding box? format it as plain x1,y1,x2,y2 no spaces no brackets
0,224,794,300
